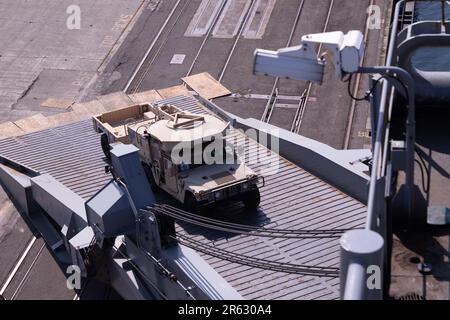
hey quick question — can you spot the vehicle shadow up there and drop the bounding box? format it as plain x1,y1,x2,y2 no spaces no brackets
154,191,270,242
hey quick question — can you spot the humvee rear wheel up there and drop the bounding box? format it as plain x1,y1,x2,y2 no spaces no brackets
243,189,260,210
100,133,111,160
142,163,159,193
185,193,203,215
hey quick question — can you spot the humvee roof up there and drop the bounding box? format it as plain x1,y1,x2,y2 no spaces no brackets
132,114,228,143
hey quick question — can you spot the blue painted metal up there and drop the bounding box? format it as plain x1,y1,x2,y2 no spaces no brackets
110,143,155,209
397,21,450,106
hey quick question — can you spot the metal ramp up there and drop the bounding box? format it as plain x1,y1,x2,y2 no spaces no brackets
0,95,367,300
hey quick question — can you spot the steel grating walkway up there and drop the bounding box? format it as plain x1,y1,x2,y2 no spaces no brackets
0,95,367,300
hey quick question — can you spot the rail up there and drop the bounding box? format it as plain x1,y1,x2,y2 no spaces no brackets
341,0,450,300
340,0,432,300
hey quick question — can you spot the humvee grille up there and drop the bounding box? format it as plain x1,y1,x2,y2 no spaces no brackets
228,184,241,195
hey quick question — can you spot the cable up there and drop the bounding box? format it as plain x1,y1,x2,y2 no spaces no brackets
172,234,339,277
415,148,430,194
347,73,410,104
154,204,349,234
149,205,349,238
347,73,386,101
414,159,428,194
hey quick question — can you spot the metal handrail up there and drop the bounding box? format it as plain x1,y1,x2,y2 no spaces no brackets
341,0,406,300
341,0,450,300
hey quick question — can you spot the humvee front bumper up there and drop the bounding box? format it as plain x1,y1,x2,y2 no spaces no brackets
197,176,264,204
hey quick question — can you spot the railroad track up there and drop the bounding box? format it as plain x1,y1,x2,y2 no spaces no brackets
0,235,107,301
123,0,375,149
0,236,46,300
125,0,261,94
185,0,229,77
124,0,188,94
183,0,260,80
124,0,317,128
216,0,259,82
288,0,375,151
288,0,335,134
260,0,307,124
342,0,375,150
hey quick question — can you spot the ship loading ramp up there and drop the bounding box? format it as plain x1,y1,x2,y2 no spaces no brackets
0,78,372,300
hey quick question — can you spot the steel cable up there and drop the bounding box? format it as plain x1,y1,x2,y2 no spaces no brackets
172,233,339,277
149,204,349,239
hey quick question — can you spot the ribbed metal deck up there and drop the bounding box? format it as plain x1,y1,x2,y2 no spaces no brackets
0,121,110,200
0,95,367,300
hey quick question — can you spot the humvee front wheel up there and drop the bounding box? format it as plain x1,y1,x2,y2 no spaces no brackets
243,189,260,210
142,163,159,193
185,193,204,215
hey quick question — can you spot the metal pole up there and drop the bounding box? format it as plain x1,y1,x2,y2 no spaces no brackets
360,1,404,231
442,0,446,29
340,0,408,300
340,229,384,300
358,66,416,230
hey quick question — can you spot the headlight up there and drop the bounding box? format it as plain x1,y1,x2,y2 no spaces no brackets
242,183,248,190
199,192,214,201
214,190,224,199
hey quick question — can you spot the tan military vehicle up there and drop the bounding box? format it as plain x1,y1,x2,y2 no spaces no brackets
92,103,263,213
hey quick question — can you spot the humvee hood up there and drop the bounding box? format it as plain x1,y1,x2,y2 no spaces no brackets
182,162,255,193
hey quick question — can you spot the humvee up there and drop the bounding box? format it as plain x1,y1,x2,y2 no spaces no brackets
92,102,263,213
